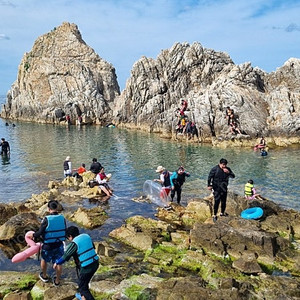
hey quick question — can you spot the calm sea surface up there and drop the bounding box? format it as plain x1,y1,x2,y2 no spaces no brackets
0,94,300,272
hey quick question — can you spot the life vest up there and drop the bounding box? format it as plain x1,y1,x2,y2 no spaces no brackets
63,161,69,170
73,234,99,267
244,183,254,196
44,215,66,244
162,171,171,187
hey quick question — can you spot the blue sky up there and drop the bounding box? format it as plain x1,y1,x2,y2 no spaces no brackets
0,0,299,95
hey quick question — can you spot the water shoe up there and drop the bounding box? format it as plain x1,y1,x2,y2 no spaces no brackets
53,275,60,287
39,272,49,283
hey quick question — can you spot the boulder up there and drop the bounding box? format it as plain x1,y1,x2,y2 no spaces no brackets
67,206,108,229
0,203,18,226
109,216,174,251
190,218,284,262
232,252,263,274
0,213,40,257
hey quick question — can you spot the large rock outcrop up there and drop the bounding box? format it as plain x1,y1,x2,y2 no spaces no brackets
1,22,299,143
1,22,120,124
113,42,300,140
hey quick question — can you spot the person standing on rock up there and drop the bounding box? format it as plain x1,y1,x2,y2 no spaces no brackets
170,166,190,205
27,200,66,286
63,156,72,177
53,226,99,300
154,165,172,207
207,158,235,222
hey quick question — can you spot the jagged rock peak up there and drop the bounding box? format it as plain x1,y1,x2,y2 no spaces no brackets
113,41,299,140
1,22,120,125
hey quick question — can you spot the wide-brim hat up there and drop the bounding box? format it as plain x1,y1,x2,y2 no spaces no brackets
156,166,165,173
66,156,70,161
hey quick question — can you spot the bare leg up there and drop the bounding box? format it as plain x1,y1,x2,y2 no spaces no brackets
41,259,47,278
55,264,62,284
100,186,111,197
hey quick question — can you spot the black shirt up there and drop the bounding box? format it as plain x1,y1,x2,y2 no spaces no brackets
90,161,102,174
208,165,235,191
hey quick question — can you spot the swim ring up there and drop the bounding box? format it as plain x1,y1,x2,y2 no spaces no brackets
241,207,263,220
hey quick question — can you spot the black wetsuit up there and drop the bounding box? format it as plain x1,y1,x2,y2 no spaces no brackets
0,140,10,155
208,165,235,215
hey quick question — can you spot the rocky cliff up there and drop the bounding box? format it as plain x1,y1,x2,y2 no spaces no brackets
113,42,300,140
1,22,299,143
1,22,120,124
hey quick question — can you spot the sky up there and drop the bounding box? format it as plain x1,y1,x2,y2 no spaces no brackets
0,0,300,95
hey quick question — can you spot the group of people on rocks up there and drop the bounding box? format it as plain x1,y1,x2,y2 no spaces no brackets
63,156,113,199
154,158,264,222
175,100,199,141
27,200,98,300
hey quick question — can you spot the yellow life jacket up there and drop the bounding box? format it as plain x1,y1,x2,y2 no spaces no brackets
244,183,254,196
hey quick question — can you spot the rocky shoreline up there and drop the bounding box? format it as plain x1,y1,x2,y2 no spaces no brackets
1,172,300,299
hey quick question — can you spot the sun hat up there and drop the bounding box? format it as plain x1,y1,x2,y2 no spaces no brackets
66,156,70,161
156,166,165,173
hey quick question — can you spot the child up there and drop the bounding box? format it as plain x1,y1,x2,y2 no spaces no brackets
54,226,99,300
244,180,264,200
27,200,66,286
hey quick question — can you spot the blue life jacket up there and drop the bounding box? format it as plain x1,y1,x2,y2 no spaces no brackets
44,215,66,244
73,234,99,267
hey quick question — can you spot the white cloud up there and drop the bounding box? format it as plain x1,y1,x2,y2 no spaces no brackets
0,0,299,94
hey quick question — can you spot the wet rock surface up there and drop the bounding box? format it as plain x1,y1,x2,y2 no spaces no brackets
1,176,300,299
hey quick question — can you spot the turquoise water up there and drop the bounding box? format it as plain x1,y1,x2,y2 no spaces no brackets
0,95,300,271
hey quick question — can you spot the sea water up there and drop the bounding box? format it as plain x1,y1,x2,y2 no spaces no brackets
0,94,300,271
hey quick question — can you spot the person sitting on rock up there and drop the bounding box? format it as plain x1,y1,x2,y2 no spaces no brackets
229,121,242,135
73,163,86,179
179,99,188,115
244,179,264,200
90,158,102,175
96,167,113,198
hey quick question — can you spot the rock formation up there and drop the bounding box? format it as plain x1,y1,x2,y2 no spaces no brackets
1,22,120,124
1,22,299,144
113,42,300,141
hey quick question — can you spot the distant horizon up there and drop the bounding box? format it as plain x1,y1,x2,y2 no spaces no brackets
1,0,300,95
